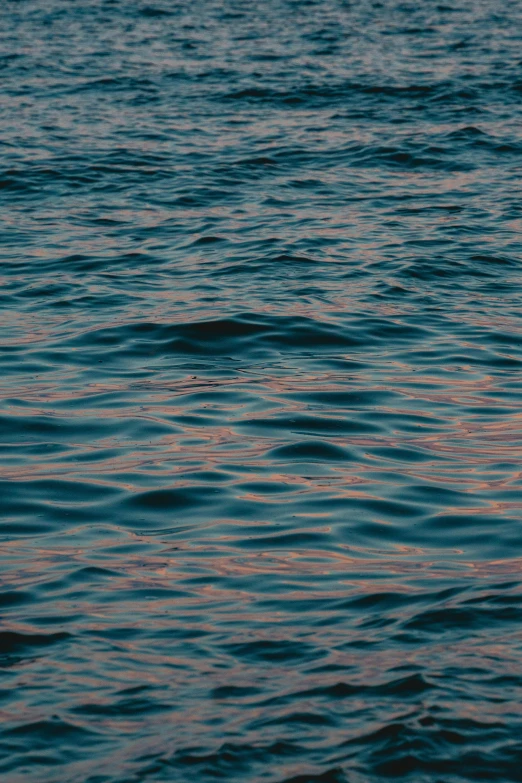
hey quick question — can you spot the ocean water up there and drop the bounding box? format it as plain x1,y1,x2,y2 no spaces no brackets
1,0,522,780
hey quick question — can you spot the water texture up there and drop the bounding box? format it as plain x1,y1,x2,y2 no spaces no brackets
1,0,522,780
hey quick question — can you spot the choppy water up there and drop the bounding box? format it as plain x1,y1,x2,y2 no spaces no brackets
2,0,522,780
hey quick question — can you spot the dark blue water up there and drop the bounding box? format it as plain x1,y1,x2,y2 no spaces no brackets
2,0,522,780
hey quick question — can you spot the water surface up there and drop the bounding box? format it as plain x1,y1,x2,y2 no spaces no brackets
1,1,522,781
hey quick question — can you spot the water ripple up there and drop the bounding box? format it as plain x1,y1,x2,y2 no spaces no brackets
1,0,522,780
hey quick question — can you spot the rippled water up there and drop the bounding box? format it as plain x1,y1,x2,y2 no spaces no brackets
2,0,522,780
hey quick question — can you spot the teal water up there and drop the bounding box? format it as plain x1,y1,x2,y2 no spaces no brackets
1,1,522,781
